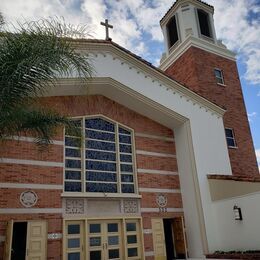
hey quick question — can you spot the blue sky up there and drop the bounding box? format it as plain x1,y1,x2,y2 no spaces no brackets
0,0,259,170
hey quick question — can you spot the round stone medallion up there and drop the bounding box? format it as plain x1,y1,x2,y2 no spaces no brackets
156,194,167,208
20,190,38,208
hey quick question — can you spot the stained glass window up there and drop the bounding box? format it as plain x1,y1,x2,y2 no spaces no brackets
64,117,136,194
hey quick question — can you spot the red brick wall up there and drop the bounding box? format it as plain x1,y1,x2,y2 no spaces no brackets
165,46,259,176
0,95,181,259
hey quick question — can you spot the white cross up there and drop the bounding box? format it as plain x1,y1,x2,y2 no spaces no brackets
100,19,113,41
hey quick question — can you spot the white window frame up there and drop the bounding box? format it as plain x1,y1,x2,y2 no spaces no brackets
63,114,139,198
214,68,225,86
225,128,237,148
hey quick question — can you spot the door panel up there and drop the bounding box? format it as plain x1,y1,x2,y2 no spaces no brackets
151,219,166,260
4,220,13,260
88,220,122,260
26,221,47,260
66,221,84,260
172,217,187,258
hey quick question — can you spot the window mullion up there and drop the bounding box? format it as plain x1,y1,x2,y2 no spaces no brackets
116,124,121,193
82,117,86,193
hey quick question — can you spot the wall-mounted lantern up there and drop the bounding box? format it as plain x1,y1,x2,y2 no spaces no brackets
233,205,243,221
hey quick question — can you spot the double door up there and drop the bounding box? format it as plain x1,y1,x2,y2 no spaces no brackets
65,220,122,260
88,220,122,260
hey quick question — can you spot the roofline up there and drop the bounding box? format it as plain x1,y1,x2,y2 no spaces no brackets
160,0,214,25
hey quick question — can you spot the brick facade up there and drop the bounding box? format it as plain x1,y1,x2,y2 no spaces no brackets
165,46,259,176
0,95,181,260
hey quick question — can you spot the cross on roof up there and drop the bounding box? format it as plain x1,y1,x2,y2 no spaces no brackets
100,19,113,41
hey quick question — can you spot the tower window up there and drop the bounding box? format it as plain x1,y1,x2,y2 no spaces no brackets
225,128,237,148
197,9,212,38
214,69,225,85
167,15,179,48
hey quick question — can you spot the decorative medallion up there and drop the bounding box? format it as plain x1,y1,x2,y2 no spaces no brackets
124,200,138,213
48,233,62,240
65,199,84,214
156,194,167,208
20,190,38,208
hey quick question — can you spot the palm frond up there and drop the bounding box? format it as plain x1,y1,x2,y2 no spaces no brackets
0,105,81,146
0,17,93,110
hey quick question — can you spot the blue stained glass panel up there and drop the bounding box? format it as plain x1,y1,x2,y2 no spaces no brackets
86,171,117,182
86,140,116,151
119,144,132,153
65,171,81,180
119,135,131,144
128,248,138,257
86,182,117,193
90,251,101,260
86,130,115,141
65,159,81,169
126,223,136,231
65,137,80,147
109,249,119,259
65,148,81,158
121,174,133,183
120,164,133,172
68,252,80,260
122,184,134,193
86,161,116,171
120,154,132,162
68,224,80,234
85,118,115,132
65,182,81,192
86,150,116,161
119,127,131,135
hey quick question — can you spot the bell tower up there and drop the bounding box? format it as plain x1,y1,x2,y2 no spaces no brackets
160,0,259,176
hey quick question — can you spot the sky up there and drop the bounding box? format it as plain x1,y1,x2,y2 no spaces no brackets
0,0,259,171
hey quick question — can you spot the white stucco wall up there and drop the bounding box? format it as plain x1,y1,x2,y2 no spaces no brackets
87,50,233,257
211,192,260,251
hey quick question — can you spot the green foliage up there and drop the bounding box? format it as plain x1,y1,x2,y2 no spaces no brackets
0,15,92,146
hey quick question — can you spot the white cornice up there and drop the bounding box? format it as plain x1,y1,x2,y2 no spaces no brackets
69,41,226,117
159,35,236,71
52,77,225,118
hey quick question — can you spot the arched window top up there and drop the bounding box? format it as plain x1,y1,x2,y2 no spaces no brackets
64,115,137,195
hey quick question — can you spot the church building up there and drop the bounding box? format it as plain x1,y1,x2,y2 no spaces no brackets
1,0,260,259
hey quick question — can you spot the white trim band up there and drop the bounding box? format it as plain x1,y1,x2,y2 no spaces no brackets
0,158,63,167
0,183,63,190
6,136,64,146
135,132,174,142
136,150,176,158
137,169,178,176
139,188,180,193
141,208,183,213
144,251,155,257
0,208,63,214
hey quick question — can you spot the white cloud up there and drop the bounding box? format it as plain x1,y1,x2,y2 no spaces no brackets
248,111,257,122
0,0,259,86
256,149,260,173
207,0,260,85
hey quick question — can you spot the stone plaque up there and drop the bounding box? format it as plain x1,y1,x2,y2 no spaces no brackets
124,200,138,213
66,199,84,214
156,194,167,208
20,191,38,208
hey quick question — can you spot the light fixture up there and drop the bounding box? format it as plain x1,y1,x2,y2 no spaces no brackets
233,205,243,220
